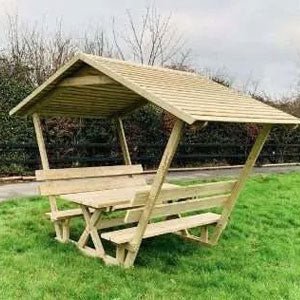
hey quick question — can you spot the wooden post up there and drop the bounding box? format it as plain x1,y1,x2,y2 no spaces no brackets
115,118,132,165
124,118,184,267
210,124,272,245
32,113,65,241
32,113,50,170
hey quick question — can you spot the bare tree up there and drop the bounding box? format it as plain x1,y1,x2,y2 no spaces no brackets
112,6,190,66
80,25,114,57
4,15,77,85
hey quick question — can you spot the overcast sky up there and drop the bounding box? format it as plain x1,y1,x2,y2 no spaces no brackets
1,0,300,97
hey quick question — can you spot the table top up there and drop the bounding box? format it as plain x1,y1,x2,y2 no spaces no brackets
62,183,178,209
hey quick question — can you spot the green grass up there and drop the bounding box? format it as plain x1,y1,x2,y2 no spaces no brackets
0,172,300,299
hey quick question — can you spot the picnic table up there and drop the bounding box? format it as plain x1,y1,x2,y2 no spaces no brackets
36,164,233,266
62,183,178,264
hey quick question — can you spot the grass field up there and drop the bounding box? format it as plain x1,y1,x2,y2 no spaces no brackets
0,172,299,299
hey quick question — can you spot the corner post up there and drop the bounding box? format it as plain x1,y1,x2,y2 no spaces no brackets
32,113,50,170
210,123,272,245
115,118,132,165
32,113,65,241
124,118,184,267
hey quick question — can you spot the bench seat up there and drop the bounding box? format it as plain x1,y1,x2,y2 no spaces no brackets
45,208,84,220
101,212,221,244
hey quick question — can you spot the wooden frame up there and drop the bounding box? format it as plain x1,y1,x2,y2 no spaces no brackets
32,112,273,267
19,54,292,268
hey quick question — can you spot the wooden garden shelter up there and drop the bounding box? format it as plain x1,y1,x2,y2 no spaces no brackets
10,53,300,267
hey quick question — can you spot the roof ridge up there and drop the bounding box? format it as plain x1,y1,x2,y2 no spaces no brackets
81,52,201,78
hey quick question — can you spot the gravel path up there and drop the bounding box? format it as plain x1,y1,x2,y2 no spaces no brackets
0,165,299,202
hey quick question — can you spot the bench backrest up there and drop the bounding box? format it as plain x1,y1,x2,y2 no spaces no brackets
124,180,236,223
36,164,146,196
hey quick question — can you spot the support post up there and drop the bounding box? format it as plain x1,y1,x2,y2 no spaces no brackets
32,113,50,170
32,113,64,241
210,124,272,245
124,118,184,267
115,118,132,165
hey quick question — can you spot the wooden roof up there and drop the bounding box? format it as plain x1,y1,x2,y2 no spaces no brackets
10,53,300,125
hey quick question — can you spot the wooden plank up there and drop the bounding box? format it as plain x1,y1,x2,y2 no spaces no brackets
61,183,175,209
36,164,143,181
124,118,184,267
62,188,135,208
131,180,236,206
39,175,146,196
58,75,115,87
210,124,272,244
125,194,229,223
101,212,220,244
116,118,132,165
45,208,83,220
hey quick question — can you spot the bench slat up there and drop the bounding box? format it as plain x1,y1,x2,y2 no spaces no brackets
36,164,143,181
101,212,220,244
132,180,236,206
45,208,84,220
125,194,229,223
39,175,146,196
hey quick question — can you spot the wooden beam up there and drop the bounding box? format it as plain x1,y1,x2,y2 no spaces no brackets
123,118,184,267
32,113,64,240
32,113,49,170
58,75,115,87
210,124,272,245
116,118,132,165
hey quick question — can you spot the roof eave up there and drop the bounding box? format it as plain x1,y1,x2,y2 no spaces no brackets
9,53,84,117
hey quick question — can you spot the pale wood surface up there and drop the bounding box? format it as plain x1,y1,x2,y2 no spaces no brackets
116,118,132,165
39,174,146,196
45,208,83,220
131,180,236,206
58,75,115,87
10,53,300,125
124,119,184,267
32,114,50,170
125,194,229,223
36,164,142,181
101,212,221,244
61,183,178,209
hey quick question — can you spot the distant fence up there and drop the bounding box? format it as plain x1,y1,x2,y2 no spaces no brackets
0,142,299,176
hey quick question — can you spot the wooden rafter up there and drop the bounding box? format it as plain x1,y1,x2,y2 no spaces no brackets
58,75,115,87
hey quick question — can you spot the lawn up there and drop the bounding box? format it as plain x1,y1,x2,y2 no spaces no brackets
0,172,300,299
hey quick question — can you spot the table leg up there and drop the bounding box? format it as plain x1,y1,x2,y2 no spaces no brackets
77,206,105,257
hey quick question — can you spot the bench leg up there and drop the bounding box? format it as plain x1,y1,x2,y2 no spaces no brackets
173,225,213,247
116,245,127,264
200,225,209,243
53,220,70,243
61,219,70,242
